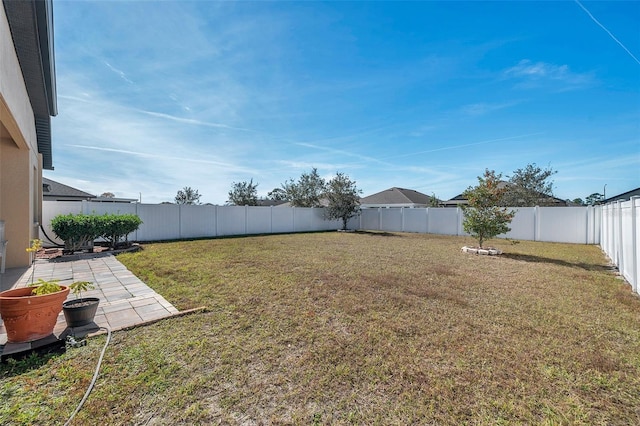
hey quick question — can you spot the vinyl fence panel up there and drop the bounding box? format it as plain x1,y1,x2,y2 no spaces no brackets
360,208,381,231
536,207,591,244
136,203,180,241
503,207,536,241
428,208,459,235
246,206,273,235
180,204,217,239
403,208,428,233
271,208,295,234
380,208,403,232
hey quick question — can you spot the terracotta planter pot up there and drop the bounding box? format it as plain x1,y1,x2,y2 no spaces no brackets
0,286,70,343
63,297,100,327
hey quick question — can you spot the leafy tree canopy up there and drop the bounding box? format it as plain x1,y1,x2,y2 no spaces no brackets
585,192,604,206
228,179,259,206
325,172,362,230
100,192,115,198
267,188,288,201
462,169,515,248
282,168,327,207
174,187,202,205
503,163,557,207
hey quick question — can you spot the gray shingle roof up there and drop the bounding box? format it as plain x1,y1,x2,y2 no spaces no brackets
360,187,432,205
43,177,95,200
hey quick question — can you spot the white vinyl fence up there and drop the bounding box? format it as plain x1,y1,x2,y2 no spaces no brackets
40,201,348,245
358,206,601,244
42,201,638,295
601,197,639,294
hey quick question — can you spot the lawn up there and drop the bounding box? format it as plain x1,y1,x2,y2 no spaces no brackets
1,232,639,425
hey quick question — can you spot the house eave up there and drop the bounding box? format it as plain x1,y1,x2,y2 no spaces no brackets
3,0,57,170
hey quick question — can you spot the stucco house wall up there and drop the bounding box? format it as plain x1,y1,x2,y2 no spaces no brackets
0,1,55,269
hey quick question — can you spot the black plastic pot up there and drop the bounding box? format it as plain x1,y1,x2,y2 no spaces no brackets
63,297,100,327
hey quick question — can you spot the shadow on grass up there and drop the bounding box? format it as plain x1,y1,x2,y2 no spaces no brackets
501,253,612,272
0,345,65,378
355,231,402,237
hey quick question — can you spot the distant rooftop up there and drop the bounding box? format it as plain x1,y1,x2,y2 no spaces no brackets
360,187,434,206
43,177,95,200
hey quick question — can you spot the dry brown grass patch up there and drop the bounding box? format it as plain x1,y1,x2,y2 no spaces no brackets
1,232,639,425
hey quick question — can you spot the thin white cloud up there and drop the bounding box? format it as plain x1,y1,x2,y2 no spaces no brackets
575,0,640,66
103,61,135,84
504,60,594,89
67,144,254,172
136,110,255,132
295,142,384,165
382,133,545,160
460,101,518,116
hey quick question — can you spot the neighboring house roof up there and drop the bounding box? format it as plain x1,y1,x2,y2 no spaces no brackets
257,199,288,207
604,187,640,203
360,187,434,207
92,196,138,203
443,181,568,207
276,198,330,208
3,0,57,170
43,177,95,200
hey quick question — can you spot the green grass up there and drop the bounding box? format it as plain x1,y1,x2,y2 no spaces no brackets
2,232,639,425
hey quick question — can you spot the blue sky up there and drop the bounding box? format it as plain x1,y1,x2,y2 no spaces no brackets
47,1,639,204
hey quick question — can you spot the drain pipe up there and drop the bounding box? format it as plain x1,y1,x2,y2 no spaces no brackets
39,223,63,247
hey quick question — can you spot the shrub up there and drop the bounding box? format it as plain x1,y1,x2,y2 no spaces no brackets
50,213,142,252
51,213,102,252
101,213,142,249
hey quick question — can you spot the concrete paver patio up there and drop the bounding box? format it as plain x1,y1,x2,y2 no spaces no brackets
0,253,179,350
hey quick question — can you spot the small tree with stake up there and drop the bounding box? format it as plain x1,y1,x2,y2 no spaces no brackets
462,169,515,248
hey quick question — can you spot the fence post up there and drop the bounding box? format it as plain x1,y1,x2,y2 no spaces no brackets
617,200,624,274
533,206,540,241
378,207,382,231
631,197,639,293
245,205,248,235
585,205,591,244
292,207,295,232
456,207,461,236
270,206,273,234
214,205,219,237
178,204,182,239
401,207,405,232
425,207,429,234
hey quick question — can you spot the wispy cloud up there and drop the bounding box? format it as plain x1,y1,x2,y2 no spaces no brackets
295,142,385,165
460,101,518,116
103,61,135,84
574,0,640,66
504,60,594,90
382,133,544,160
68,145,254,172
136,110,255,132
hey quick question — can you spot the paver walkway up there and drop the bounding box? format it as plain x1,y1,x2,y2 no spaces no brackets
0,253,179,347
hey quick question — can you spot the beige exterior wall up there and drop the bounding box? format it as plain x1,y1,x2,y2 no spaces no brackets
0,5,43,268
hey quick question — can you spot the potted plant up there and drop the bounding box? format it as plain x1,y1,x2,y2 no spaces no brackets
0,240,69,343
62,281,99,327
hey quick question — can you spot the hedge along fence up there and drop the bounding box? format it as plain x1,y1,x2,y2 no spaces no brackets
50,213,142,252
